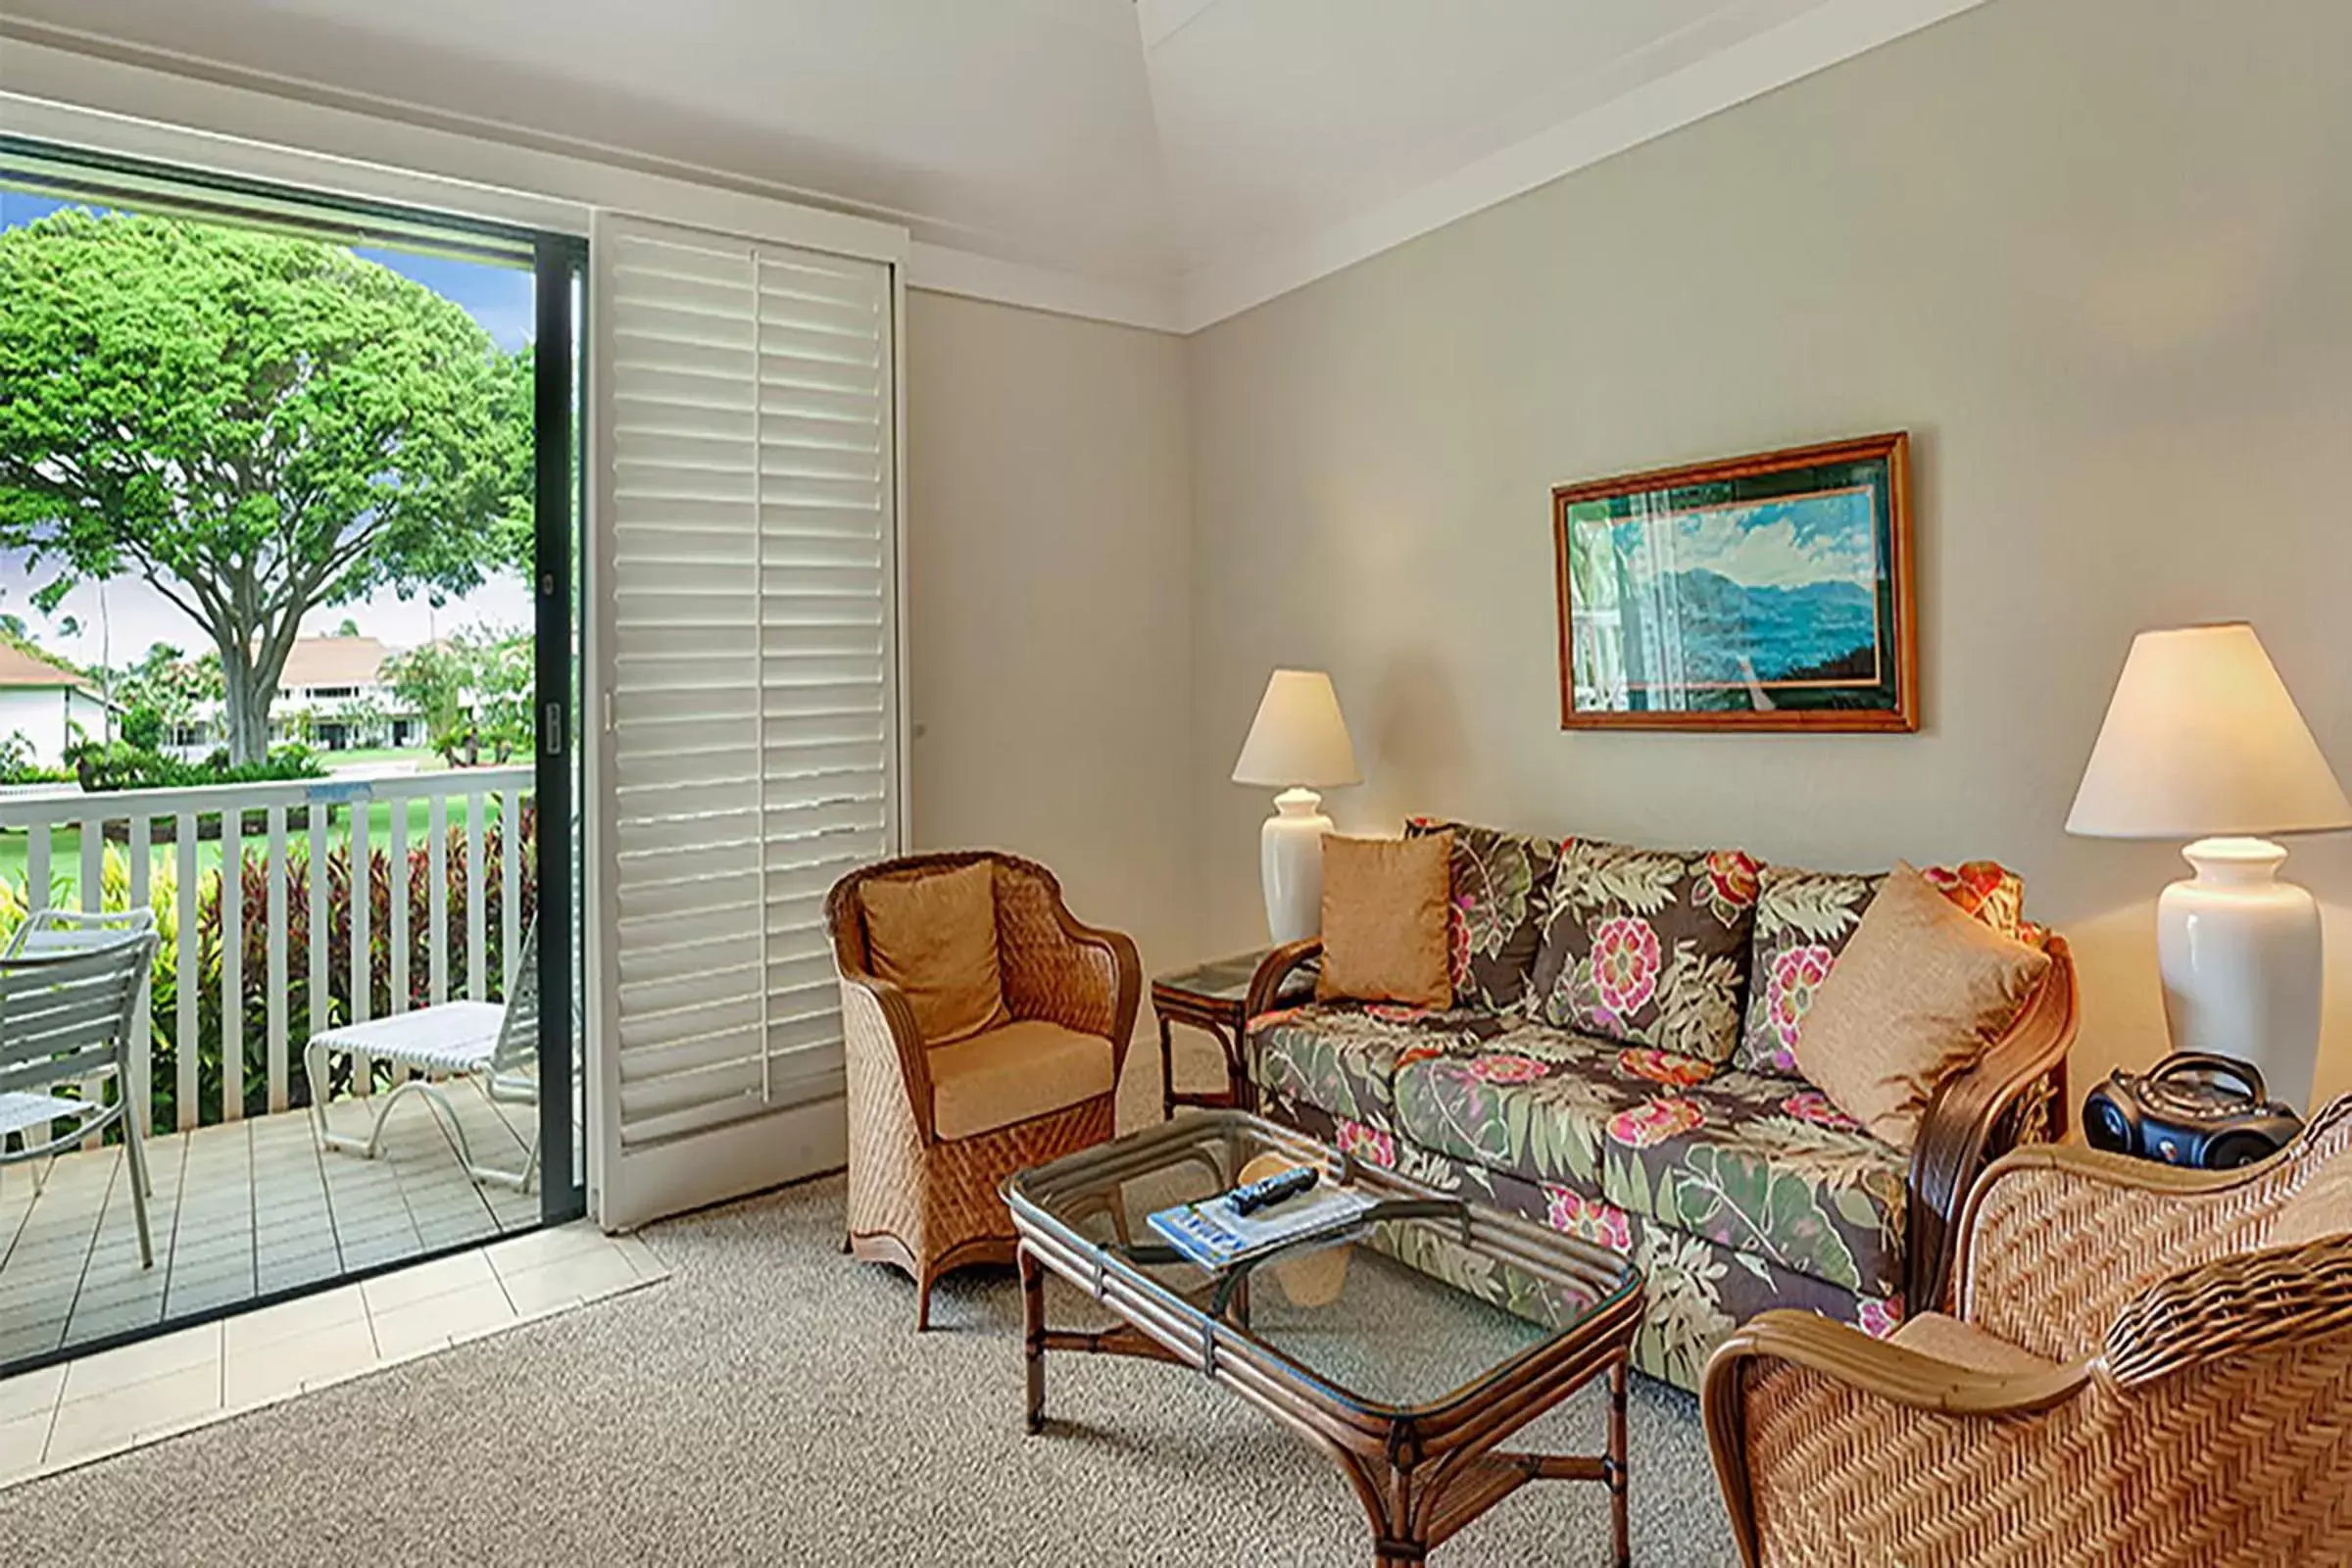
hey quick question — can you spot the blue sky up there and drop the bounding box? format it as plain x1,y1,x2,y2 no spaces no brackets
1602,490,1880,592
0,188,536,666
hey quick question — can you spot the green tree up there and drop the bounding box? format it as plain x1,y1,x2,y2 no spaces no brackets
0,210,532,762
109,643,224,736
386,628,532,765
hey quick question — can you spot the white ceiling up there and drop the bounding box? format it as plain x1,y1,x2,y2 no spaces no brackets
0,0,1986,329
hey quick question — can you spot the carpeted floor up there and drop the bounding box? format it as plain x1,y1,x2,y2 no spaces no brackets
0,1170,1740,1565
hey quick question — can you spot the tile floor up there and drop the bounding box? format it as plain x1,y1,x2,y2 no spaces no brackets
0,1089,541,1366
0,1220,666,1485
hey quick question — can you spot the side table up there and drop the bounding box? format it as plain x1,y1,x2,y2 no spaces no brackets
1152,949,1315,1120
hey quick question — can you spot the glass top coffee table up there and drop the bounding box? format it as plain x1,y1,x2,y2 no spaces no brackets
1004,1110,1643,1566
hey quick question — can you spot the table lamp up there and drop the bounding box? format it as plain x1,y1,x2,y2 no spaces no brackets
2067,623,2352,1109
1232,669,1360,944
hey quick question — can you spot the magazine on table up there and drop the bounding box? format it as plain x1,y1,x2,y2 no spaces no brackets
1146,1182,1378,1272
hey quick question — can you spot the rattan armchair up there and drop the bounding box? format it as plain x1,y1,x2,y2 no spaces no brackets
827,852,1140,1330
1703,1094,2352,1567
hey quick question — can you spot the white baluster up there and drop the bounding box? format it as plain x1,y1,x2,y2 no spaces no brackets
501,788,521,1000
128,816,152,1139
77,817,102,1151
466,791,486,1002
428,794,448,1005
351,793,371,1024
74,822,102,1152
220,805,242,1122
309,794,328,1044
390,793,409,1017
174,813,197,1133
77,818,100,910
267,804,288,1112
27,822,50,917
348,791,372,1096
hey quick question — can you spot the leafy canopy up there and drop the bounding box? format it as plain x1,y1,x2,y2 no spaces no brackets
0,209,532,757
385,627,533,766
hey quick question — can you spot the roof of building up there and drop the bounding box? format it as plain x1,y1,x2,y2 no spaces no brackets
0,643,92,691
280,635,393,690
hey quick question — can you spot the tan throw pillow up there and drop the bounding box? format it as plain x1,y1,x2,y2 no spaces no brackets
860,861,1010,1046
1316,833,1453,1009
1794,861,2051,1152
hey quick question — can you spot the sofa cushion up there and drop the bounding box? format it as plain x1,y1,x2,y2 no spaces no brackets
1392,1020,1706,1198
1405,817,1560,1012
1527,840,1761,1062
1596,1067,1911,1298
1795,863,2051,1152
1263,1085,1904,1394
1251,1001,1493,1127
929,1019,1112,1141
1736,859,2027,1075
1316,832,1454,1008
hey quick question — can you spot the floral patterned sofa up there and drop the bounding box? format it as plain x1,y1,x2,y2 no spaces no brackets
1243,818,2079,1392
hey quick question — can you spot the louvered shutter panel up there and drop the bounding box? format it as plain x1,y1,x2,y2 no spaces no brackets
593,213,897,1224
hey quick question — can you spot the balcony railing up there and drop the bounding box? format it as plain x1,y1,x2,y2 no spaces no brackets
0,766,535,1137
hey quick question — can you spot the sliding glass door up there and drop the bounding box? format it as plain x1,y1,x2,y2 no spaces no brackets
0,137,581,1370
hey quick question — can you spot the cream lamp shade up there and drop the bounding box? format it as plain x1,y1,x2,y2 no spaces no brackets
2066,623,2352,839
1232,669,1361,790
2066,622,2350,1112
1232,670,1360,945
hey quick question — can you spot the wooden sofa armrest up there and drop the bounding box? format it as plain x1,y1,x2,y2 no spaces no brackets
1955,1099,2352,1361
1244,938,1323,1021
1904,934,2081,1311
1703,1311,2090,1568
836,966,938,1142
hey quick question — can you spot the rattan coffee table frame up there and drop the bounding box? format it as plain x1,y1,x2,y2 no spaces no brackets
1005,1111,1644,1566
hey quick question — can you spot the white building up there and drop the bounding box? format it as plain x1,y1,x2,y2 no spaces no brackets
273,634,425,751
0,643,114,767
176,635,426,755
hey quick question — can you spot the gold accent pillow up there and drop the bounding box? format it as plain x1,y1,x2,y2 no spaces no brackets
861,860,1011,1046
1316,833,1454,1010
1793,861,2051,1152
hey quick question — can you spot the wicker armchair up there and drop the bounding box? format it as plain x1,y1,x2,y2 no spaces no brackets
827,852,1140,1330
1703,1095,2352,1567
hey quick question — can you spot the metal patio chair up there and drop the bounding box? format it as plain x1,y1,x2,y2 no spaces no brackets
6,906,160,959
303,919,541,1192
0,922,164,1268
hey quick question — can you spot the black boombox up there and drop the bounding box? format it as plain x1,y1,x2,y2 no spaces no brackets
2083,1054,2304,1170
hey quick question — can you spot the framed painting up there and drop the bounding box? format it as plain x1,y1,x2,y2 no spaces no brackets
1552,432,1916,732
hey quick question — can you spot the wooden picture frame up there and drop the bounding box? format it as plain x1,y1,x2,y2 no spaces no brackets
1552,431,1916,732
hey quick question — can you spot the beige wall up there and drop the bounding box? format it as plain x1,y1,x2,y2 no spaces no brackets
1185,0,2352,1104
903,289,1198,1000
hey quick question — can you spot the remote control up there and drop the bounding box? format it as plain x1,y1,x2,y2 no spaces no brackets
1229,1164,1319,1215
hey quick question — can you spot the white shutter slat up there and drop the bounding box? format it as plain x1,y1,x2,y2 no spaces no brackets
615,876,762,927
621,1012,841,1087
601,213,896,1190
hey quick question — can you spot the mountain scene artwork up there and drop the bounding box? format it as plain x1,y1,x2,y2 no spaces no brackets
1595,490,1880,687
1553,434,1916,732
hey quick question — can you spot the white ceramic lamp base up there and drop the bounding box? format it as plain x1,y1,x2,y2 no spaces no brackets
2156,837,2324,1111
1259,788,1333,945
